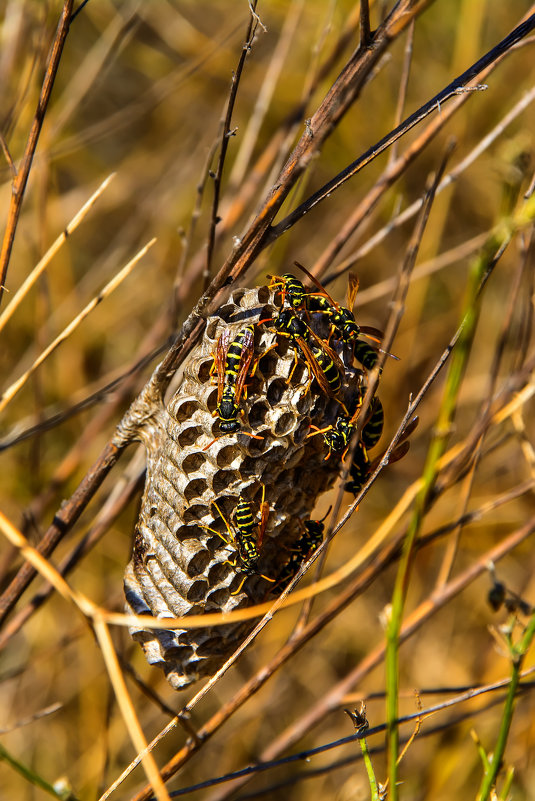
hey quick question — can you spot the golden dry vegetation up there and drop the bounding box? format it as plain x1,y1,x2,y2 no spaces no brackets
1,2,535,800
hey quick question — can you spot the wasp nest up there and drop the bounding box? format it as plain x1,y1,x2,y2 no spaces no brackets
123,284,361,690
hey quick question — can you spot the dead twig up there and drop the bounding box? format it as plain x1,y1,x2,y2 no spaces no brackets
0,0,75,305
204,2,262,285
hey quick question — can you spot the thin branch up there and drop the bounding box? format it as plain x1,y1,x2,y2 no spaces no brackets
93,618,170,801
0,239,155,414
323,84,535,285
204,3,261,284
360,0,372,49
0,0,75,305
0,337,168,452
0,132,17,180
171,675,535,797
388,19,414,167
273,16,535,241
0,173,115,334
226,0,302,193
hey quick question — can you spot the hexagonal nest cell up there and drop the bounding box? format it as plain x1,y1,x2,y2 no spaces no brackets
124,284,364,690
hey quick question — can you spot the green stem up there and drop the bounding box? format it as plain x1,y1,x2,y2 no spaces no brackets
359,733,381,801
385,193,535,800
0,741,77,800
477,613,535,800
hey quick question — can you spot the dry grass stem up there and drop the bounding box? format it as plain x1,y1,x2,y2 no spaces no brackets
2,5,535,801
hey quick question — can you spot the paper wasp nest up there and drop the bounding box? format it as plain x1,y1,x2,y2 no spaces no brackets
123,285,361,690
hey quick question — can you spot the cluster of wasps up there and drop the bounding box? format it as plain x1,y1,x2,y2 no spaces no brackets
203,262,412,595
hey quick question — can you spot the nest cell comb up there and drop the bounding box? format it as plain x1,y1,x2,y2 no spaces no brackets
123,284,361,690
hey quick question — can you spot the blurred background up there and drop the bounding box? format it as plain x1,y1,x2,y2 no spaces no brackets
1,1,535,799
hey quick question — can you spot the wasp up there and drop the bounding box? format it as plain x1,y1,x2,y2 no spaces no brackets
276,510,329,589
306,271,362,343
234,494,269,572
202,487,274,594
292,263,386,371
271,308,347,409
211,325,256,433
345,441,372,495
310,394,384,462
268,272,307,310
345,413,418,495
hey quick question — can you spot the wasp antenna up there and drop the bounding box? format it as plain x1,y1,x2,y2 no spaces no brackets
199,523,225,539
318,505,333,524
212,500,235,541
378,348,400,361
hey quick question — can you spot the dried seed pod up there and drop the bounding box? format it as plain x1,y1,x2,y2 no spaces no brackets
123,285,361,690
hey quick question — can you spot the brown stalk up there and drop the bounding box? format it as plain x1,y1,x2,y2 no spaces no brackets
204,2,261,286
0,0,75,306
314,25,535,280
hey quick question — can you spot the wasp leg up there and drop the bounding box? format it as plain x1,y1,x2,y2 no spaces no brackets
230,572,248,595
199,524,232,547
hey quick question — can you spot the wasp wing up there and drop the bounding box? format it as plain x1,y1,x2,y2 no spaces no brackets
214,330,231,405
297,336,336,398
306,324,346,375
398,415,419,443
359,325,384,343
294,260,340,309
346,273,360,311
386,440,411,465
257,501,270,549
233,327,255,404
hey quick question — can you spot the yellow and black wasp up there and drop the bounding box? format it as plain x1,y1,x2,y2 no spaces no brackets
209,324,264,442
309,393,383,459
292,262,386,371
308,391,384,492
270,308,348,410
276,510,329,589
345,412,418,495
305,269,362,341
202,487,274,594
268,272,307,310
